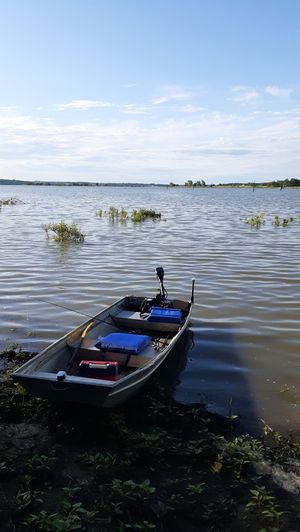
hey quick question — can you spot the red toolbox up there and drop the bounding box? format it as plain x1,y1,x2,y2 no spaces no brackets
78,360,118,381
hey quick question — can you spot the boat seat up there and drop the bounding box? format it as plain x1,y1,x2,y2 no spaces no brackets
76,338,155,369
113,309,181,332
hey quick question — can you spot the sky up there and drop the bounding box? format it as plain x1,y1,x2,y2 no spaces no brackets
0,0,299,184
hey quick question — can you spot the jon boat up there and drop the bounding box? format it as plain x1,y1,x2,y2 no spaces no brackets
12,269,195,408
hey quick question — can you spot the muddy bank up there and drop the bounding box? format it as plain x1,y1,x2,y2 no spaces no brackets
0,349,300,531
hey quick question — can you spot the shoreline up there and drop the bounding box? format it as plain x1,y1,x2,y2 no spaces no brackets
1,348,300,530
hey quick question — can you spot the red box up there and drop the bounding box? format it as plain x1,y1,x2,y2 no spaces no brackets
78,360,118,381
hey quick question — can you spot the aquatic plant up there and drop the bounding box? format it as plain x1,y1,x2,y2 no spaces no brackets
43,221,85,242
273,215,294,227
245,212,265,227
0,197,23,206
119,207,128,222
97,207,160,223
131,208,161,222
107,206,119,222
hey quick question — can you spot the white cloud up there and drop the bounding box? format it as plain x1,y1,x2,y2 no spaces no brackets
229,86,259,104
1,103,300,181
265,85,292,97
57,99,115,110
119,104,149,115
152,86,191,105
179,105,205,113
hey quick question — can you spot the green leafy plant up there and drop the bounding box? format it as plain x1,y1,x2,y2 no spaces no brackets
245,212,265,227
25,450,57,473
186,482,205,495
131,208,161,222
109,479,155,503
274,215,294,227
13,488,43,513
79,451,132,474
222,435,263,483
43,221,85,242
245,488,284,531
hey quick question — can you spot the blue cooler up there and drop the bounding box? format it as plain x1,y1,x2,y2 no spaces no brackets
95,332,151,355
148,307,183,324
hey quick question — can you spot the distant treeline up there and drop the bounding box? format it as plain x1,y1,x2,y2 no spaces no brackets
0,178,299,187
0,179,163,187
215,178,300,188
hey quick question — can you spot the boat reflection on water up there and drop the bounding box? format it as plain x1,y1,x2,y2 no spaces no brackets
146,330,193,400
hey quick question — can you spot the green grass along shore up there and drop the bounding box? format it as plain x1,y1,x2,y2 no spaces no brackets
0,347,300,531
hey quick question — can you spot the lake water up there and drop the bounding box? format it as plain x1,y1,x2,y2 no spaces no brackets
0,184,299,436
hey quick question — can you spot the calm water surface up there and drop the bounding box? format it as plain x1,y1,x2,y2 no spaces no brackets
0,185,299,435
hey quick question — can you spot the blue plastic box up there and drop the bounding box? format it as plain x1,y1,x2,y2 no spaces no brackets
95,332,151,355
148,307,183,324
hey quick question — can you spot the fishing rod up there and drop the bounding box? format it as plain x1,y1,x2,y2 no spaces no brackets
32,296,115,328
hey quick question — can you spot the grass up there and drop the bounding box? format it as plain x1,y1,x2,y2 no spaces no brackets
0,348,300,531
96,207,161,224
43,221,85,242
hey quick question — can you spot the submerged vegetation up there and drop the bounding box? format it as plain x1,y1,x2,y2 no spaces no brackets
0,347,300,531
0,197,23,207
43,222,85,242
273,215,294,227
246,212,299,229
246,212,265,227
131,208,161,222
96,207,162,223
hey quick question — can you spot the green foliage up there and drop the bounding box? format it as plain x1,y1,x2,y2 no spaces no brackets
131,208,161,222
245,212,265,227
274,215,294,227
186,482,205,495
0,197,23,206
43,221,85,242
79,451,132,474
221,435,263,482
0,368,297,532
95,206,162,223
0,342,18,355
12,488,43,513
108,479,155,502
245,488,284,531
96,207,128,222
24,450,57,473
184,179,206,187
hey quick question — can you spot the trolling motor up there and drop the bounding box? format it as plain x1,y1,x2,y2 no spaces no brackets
156,266,167,300
140,266,170,314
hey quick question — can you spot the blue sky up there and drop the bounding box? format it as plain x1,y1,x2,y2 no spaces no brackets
0,0,299,183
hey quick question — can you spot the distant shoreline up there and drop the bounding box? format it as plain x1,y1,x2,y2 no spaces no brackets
0,179,299,188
